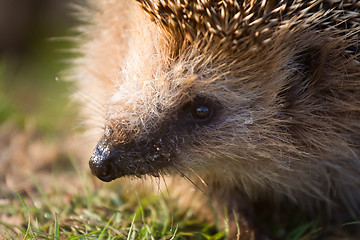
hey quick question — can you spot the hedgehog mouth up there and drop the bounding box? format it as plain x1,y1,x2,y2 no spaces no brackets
89,140,172,182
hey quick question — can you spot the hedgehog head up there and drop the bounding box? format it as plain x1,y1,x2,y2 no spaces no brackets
88,0,360,199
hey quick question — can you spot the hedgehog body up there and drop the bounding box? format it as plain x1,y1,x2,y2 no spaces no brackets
73,0,360,237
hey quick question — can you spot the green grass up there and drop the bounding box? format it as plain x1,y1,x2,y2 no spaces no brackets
0,168,331,240
0,169,225,239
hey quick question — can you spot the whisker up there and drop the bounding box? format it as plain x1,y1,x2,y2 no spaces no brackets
187,167,207,188
56,76,106,116
73,92,105,116
161,175,171,200
172,165,209,198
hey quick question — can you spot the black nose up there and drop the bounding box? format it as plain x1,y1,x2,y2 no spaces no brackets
89,144,119,182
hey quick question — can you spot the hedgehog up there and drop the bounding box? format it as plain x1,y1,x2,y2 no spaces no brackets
72,0,360,238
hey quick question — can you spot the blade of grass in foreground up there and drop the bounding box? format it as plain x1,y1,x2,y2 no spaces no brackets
127,213,137,240
97,213,114,239
17,193,31,240
168,224,179,240
54,213,60,240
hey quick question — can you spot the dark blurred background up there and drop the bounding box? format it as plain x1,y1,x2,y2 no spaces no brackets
0,0,82,195
0,0,76,133
0,0,70,55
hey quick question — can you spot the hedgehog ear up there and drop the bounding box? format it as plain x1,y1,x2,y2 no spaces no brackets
297,45,325,82
277,44,326,107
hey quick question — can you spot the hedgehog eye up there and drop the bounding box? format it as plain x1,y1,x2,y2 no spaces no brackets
193,106,211,120
181,97,216,124
187,104,214,122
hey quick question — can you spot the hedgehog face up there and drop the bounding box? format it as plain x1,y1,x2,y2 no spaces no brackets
90,20,288,179
88,39,289,183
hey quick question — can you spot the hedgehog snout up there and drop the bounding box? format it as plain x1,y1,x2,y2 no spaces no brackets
89,143,121,182
89,131,175,181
